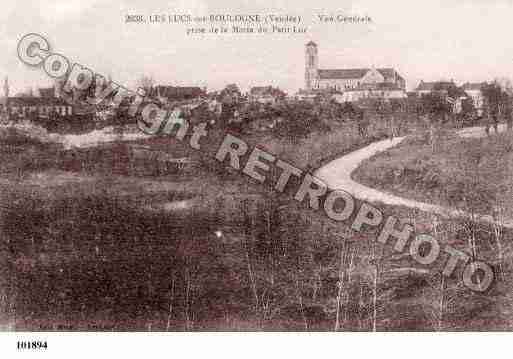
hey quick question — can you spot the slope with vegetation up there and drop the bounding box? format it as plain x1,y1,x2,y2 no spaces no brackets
2,106,513,331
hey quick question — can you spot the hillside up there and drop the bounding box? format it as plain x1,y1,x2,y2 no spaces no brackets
353,131,513,218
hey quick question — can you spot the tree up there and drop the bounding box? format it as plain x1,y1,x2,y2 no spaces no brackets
274,102,326,141
334,239,356,331
219,84,242,103
460,97,477,126
481,81,508,134
420,92,453,123
481,82,502,110
442,83,466,102
419,93,452,151
136,75,155,94
445,141,505,261
494,77,513,96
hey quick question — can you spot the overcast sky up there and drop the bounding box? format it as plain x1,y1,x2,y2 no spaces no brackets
2,0,513,95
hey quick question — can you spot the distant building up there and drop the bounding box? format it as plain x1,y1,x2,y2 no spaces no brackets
218,84,242,103
333,82,406,103
3,97,73,118
37,86,56,98
414,80,472,114
249,86,286,104
0,78,69,118
414,81,436,96
151,86,206,103
414,80,456,96
304,41,406,93
294,89,319,102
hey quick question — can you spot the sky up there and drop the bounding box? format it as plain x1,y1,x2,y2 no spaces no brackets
1,0,513,95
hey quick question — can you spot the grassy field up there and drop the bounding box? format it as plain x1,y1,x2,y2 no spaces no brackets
353,130,513,216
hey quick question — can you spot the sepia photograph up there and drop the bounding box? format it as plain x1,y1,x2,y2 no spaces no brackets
1,0,513,356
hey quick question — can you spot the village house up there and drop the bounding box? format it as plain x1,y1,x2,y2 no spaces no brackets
304,41,406,99
462,82,485,114
150,86,206,103
294,89,319,102
0,79,73,119
414,80,472,114
333,82,406,103
36,86,57,98
249,86,286,104
2,97,73,119
414,80,456,96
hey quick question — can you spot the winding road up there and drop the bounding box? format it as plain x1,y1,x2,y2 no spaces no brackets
314,124,513,227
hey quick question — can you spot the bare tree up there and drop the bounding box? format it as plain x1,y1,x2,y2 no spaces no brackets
166,273,176,331
436,274,445,330
334,239,347,331
371,245,379,332
344,247,356,325
492,199,506,279
184,267,191,329
294,272,308,330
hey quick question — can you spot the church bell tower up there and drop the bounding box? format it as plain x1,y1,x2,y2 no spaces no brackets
305,41,318,91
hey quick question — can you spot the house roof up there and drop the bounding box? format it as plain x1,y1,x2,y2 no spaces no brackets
415,82,436,92
318,68,400,80
151,86,206,99
250,86,273,95
462,82,485,91
415,81,455,92
306,41,317,47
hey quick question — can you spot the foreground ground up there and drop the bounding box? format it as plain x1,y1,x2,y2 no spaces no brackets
1,120,513,331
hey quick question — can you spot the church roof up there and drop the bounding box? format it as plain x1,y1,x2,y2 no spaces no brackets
318,68,399,80
355,82,404,91
318,68,368,80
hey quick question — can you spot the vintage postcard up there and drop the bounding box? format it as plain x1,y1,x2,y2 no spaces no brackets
1,0,513,354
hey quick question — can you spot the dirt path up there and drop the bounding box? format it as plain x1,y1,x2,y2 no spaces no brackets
60,128,149,149
314,125,513,227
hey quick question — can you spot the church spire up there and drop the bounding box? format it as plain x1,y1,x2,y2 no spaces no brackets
305,42,319,91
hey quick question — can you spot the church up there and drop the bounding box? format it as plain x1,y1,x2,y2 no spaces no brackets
304,41,406,96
